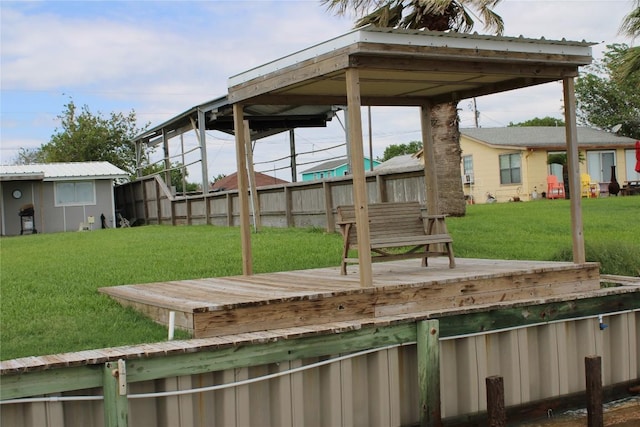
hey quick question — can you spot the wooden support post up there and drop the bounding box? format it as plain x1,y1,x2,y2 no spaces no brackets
563,77,586,263
244,122,261,232
585,355,603,427
418,319,441,427
284,186,293,227
323,181,334,233
486,375,506,427
345,67,372,287
233,104,253,275
103,360,128,427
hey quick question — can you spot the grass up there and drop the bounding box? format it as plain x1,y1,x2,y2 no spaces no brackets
1,196,638,360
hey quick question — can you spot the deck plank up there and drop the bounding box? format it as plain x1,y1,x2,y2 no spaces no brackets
98,258,602,338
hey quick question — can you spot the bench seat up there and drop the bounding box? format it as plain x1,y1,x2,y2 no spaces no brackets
337,202,455,275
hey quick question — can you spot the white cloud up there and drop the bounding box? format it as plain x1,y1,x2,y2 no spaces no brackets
1,0,635,177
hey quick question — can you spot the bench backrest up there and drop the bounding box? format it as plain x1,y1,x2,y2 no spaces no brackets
337,202,426,244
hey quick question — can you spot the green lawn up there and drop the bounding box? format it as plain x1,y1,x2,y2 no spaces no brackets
1,196,638,360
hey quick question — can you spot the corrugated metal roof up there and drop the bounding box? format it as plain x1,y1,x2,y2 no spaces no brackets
461,127,637,148
0,162,128,181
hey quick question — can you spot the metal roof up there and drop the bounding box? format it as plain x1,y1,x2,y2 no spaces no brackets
461,127,637,149
228,25,595,106
134,94,338,146
301,157,350,174
0,162,128,181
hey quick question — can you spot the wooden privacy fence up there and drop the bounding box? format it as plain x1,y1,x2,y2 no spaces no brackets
2,294,639,427
114,167,430,231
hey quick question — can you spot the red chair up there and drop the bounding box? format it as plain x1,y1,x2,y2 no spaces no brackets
547,175,565,199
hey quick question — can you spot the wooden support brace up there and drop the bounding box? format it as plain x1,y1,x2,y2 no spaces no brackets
418,319,441,427
103,360,129,427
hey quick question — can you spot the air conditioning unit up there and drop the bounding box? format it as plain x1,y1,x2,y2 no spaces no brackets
463,174,474,184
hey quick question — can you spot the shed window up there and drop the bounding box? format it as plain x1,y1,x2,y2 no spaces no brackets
55,181,96,206
499,153,521,184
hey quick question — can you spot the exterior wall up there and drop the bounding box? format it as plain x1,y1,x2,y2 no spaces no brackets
1,310,637,427
460,135,634,203
301,159,380,182
1,179,117,236
460,138,528,203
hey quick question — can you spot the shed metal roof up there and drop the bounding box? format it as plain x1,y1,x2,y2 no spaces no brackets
0,162,128,181
134,94,337,146
462,127,637,149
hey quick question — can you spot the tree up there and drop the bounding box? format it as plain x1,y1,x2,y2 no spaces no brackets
322,0,504,216
380,140,422,161
35,99,148,177
508,117,564,127
619,0,640,81
575,44,640,139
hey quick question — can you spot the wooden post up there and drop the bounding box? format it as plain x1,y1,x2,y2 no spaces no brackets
486,376,506,427
563,77,586,263
585,355,603,427
345,67,372,287
233,104,253,275
323,181,335,233
103,360,128,427
418,319,441,427
244,123,261,232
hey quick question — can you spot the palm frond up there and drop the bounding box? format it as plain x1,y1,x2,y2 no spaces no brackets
619,1,640,39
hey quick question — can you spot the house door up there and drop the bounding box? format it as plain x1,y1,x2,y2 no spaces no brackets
587,151,615,182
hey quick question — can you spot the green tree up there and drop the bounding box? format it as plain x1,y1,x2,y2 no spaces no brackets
322,0,504,216
14,147,47,165
508,117,564,127
575,44,640,139
380,140,423,161
619,0,640,80
38,99,148,177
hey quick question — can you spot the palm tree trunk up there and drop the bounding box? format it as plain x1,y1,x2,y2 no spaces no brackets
431,102,466,216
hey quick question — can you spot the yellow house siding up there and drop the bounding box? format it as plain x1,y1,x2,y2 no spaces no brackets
460,137,529,203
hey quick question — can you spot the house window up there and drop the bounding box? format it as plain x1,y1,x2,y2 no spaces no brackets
55,181,96,206
499,153,521,184
462,155,474,183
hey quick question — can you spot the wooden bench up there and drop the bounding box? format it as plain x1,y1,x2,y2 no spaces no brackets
336,202,455,275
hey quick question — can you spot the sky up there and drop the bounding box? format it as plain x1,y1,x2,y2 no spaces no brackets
0,0,635,183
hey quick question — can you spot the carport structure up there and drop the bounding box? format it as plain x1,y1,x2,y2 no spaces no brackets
228,25,594,287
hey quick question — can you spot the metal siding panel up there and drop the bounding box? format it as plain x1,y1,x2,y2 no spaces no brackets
386,348,402,427
289,359,306,427
248,365,272,426
440,339,459,417
367,351,390,427
235,367,250,427
351,355,370,427
339,358,354,427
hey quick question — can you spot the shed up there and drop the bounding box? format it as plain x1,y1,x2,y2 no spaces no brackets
226,25,595,287
0,162,128,235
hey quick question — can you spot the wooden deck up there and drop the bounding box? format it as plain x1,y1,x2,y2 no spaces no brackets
99,258,602,338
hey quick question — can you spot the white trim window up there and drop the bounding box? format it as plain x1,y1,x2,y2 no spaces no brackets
55,180,96,206
499,153,521,185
